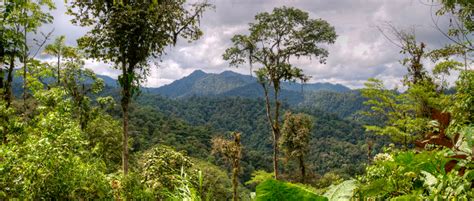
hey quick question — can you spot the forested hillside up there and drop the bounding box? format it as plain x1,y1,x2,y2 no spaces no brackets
131,94,375,180
1,0,473,200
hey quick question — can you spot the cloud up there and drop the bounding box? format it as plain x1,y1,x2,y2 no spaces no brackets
144,60,197,87
35,0,454,89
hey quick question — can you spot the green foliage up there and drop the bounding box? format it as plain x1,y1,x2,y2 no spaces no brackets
280,112,312,160
314,172,343,189
446,70,474,134
246,170,275,186
67,0,212,175
361,78,432,146
323,180,356,201
212,132,242,201
224,6,337,178
436,0,474,51
43,35,79,85
299,90,367,119
1,0,55,107
356,150,473,200
1,0,55,50
165,169,209,201
0,58,131,199
280,112,312,181
0,88,113,199
110,172,154,200
126,105,215,158
255,179,328,201
130,94,373,181
193,159,251,201
140,145,195,196
85,112,122,172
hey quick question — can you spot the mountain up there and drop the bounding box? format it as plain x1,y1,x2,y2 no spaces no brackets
282,82,350,93
97,70,364,118
147,70,255,97
97,74,118,87
10,69,365,119
148,70,351,98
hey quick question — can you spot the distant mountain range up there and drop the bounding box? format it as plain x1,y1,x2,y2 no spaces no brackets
144,70,350,98
11,69,365,118
137,70,366,118
12,69,350,97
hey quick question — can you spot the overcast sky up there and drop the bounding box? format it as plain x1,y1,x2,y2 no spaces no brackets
37,0,453,89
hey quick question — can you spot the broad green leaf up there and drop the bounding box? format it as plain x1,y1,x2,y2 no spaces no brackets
323,179,356,201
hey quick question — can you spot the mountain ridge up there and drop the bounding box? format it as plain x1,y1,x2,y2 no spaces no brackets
145,70,351,98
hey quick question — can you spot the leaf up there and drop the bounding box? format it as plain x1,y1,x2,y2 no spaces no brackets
421,171,437,186
444,159,458,173
323,179,356,201
391,194,421,201
256,179,328,201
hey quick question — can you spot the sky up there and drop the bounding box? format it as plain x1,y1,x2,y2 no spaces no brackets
36,0,454,89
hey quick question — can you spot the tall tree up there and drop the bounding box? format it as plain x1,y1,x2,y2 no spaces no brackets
67,0,211,174
212,132,242,201
43,35,71,85
20,0,54,105
279,112,312,183
0,0,54,108
59,46,105,130
377,25,438,118
223,7,337,179
1,1,24,107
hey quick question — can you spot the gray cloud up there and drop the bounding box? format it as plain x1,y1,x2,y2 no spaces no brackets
37,0,453,88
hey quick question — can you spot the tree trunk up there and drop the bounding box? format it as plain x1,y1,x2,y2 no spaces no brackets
22,28,27,108
273,86,281,180
232,132,241,201
121,97,129,175
0,42,4,90
5,54,14,108
0,43,4,144
261,83,279,179
121,62,131,175
57,54,60,85
299,156,305,183
272,129,279,179
232,164,238,201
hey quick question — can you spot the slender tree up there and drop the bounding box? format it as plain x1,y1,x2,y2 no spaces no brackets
279,112,312,183
44,35,70,85
0,0,54,108
223,7,336,179
59,46,104,130
20,0,54,106
67,0,211,175
212,132,242,201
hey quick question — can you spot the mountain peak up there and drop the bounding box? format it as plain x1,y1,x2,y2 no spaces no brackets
188,69,207,77
220,70,240,76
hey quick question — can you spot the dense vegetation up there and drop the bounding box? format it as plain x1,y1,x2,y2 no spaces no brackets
1,0,473,200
